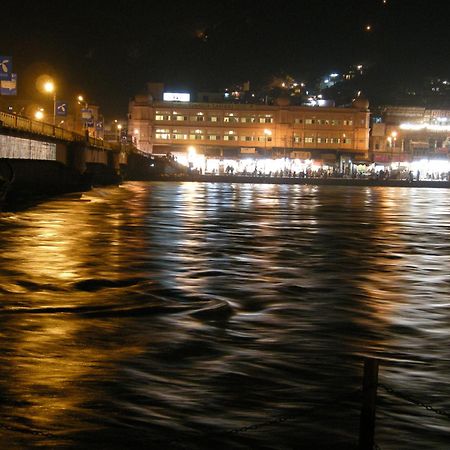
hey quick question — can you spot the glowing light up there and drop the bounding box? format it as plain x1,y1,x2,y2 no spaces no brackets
134,128,139,135
43,81,55,93
264,129,272,136
365,25,372,31
400,123,450,132
34,110,44,120
187,146,196,159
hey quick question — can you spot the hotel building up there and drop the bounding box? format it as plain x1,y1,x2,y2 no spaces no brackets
128,83,370,174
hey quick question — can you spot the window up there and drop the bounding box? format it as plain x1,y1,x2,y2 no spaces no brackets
155,129,170,139
331,120,340,126
173,133,188,140
305,119,315,124
224,115,239,123
343,138,352,144
294,118,303,124
190,116,205,122
304,137,314,143
189,134,205,140
208,135,219,141
175,115,187,121
259,117,273,123
343,119,353,126
155,115,164,121
294,136,302,143
210,116,218,122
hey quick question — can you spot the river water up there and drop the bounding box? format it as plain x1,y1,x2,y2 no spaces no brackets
0,182,449,449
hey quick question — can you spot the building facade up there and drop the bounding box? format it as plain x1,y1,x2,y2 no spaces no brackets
128,87,370,174
370,106,450,178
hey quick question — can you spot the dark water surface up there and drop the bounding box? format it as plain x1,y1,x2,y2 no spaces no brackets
0,182,449,449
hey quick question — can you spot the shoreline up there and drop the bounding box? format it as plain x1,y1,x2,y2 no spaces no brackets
149,174,450,188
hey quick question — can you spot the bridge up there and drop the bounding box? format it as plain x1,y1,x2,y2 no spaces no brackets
0,110,124,172
0,111,132,203
0,111,184,206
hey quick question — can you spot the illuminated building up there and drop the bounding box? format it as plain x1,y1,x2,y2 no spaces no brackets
370,106,450,178
128,83,370,174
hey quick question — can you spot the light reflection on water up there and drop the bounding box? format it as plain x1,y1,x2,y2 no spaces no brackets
0,182,449,449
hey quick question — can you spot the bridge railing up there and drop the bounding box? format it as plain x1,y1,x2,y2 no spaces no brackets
0,111,113,150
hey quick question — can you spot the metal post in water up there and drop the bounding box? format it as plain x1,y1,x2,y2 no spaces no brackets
358,357,379,450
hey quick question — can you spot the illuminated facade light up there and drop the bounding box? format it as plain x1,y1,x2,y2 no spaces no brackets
400,123,450,132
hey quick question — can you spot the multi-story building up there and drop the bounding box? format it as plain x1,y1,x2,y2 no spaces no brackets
370,106,450,177
128,83,370,174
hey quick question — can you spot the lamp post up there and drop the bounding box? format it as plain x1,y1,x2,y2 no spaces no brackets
43,80,56,126
77,95,89,135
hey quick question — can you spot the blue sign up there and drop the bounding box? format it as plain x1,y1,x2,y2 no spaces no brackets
56,101,68,116
0,56,12,80
0,73,17,95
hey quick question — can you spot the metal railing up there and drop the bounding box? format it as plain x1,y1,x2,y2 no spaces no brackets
1,356,447,448
0,111,113,150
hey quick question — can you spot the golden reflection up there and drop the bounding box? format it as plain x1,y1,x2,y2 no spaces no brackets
6,315,143,431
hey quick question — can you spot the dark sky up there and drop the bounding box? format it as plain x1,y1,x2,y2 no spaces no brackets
3,0,450,118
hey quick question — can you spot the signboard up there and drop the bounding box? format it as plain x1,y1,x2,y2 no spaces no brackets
0,73,17,95
291,151,311,160
240,147,256,154
322,153,337,162
163,92,190,102
0,56,12,80
81,108,93,120
374,154,390,163
56,101,67,116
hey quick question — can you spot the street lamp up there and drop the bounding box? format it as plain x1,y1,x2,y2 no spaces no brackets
43,80,56,126
34,109,44,121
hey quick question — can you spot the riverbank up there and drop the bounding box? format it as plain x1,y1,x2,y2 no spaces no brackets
148,174,450,188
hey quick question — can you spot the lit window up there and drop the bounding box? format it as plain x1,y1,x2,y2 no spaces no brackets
155,129,170,139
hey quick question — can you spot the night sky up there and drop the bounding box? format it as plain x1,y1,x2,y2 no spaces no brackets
3,0,450,118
